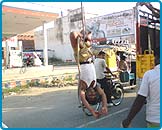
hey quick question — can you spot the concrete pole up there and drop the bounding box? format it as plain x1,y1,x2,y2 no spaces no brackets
5,40,9,68
43,22,48,66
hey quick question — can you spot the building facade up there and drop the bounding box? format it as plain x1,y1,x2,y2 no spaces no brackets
34,8,136,62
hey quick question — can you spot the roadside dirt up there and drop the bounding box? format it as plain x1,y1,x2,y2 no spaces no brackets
5,86,78,97
23,86,77,95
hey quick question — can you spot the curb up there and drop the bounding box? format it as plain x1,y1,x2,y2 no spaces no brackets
2,73,77,88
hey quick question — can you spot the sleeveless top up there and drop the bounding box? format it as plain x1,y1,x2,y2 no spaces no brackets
74,42,93,63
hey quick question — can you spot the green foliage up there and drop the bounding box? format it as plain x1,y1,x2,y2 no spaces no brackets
3,84,29,94
3,87,20,94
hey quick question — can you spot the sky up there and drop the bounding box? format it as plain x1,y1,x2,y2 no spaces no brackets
3,2,160,17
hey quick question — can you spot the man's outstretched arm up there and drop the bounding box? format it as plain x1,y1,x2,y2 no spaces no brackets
122,94,146,127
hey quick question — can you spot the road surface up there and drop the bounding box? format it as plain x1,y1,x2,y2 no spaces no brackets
2,86,146,128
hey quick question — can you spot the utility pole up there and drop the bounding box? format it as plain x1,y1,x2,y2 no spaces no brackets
43,21,48,66
81,2,86,41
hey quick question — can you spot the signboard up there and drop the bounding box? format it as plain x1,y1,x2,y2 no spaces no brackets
69,8,82,23
7,36,18,47
9,50,22,67
86,9,135,39
85,9,135,52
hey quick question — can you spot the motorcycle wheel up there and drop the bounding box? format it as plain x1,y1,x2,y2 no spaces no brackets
111,83,124,106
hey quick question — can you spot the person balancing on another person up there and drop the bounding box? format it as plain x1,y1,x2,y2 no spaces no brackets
70,30,108,118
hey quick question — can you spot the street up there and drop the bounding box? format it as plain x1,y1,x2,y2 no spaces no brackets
2,2,159,129
2,86,147,128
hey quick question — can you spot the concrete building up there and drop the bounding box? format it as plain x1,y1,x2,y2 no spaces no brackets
3,5,137,66
2,5,59,67
34,8,136,62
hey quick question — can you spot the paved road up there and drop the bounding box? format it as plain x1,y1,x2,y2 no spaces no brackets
2,86,146,128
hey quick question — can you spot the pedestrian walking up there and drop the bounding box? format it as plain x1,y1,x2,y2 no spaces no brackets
121,47,160,128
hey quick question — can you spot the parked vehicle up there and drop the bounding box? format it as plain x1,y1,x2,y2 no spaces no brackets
26,56,34,67
135,3,160,88
19,56,34,74
92,46,136,90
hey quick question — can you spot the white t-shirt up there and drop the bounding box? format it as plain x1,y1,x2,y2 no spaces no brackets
94,58,107,79
138,64,160,123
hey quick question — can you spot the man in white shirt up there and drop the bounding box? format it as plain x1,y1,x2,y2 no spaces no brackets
94,51,115,107
121,47,160,128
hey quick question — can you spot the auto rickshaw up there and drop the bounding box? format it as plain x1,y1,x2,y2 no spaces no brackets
92,45,136,90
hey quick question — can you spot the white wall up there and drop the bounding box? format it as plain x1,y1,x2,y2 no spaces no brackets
34,8,135,62
34,17,78,62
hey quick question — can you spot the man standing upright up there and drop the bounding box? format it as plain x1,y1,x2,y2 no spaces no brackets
121,47,160,128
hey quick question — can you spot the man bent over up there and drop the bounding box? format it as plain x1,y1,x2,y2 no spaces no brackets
70,30,108,118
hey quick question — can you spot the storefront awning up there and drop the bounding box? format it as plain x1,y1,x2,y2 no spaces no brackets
2,5,59,38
